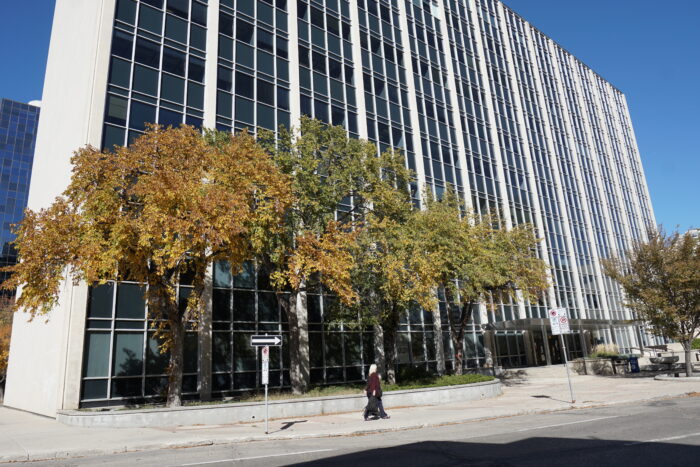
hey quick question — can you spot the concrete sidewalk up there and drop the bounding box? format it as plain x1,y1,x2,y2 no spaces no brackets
2,367,699,463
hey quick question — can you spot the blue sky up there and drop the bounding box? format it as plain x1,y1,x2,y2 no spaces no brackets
0,0,698,232
503,0,700,233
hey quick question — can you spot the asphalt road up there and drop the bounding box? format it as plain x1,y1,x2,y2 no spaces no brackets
22,395,700,467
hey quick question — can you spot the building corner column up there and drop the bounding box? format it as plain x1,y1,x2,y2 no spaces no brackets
59,280,89,411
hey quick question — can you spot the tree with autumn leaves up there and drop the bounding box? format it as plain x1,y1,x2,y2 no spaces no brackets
342,187,548,380
603,230,700,377
256,118,414,393
412,189,548,374
3,125,291,406
4,119,550,404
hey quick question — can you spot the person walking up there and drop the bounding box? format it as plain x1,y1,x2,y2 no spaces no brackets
363,364,390,420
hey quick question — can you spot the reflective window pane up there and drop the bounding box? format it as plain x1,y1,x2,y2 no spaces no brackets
165,14,188,43
116,283,146,319
161,74,185,102
159,108,182,127
105,95,128,126
112,31,133,59
188,56,205,82
88,283,114,318
133,64,159,95
162,47,186,76
134,38,160,67
112,332,144,376
190,24,206,50
109,57,131,88
116,0,137,24
129,101,156,131
188,82,204,109
138,5,163,34
84,332,111,377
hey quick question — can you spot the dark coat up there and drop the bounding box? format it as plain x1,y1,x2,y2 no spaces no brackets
365,372,382,397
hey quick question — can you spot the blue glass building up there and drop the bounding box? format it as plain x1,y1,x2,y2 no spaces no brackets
0,99,39,293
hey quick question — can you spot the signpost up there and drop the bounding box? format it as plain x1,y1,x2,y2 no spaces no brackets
251,335,282,346
250,335,282,434
261,345,270,434
549,308,575,403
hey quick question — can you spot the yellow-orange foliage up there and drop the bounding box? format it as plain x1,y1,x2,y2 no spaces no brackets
2,125,291,405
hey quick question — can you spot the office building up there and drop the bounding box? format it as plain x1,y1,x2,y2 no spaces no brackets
0,99,39,293
5,0,656,415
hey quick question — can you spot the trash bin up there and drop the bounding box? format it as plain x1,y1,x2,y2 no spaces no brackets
629,356,640,373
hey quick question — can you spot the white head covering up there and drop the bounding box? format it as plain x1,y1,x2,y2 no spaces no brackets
369,363,377,375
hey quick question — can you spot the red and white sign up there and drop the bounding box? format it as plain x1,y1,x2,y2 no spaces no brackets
549,308,570,335
261,345,270,385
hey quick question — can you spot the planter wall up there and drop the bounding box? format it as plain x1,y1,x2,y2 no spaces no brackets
572,358,615,376
57,379,502,428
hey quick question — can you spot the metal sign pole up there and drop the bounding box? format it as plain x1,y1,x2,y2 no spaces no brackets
550,308,575,404
560,334,575,403
265,382,269,435
261,345,270,434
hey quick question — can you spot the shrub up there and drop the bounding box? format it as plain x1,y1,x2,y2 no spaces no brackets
589,343,620,358
692,338,700,350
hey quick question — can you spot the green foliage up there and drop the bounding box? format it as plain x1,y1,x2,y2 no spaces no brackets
256,117,390,306
603,230,700,351
692,338,700,350
589,344,621,358
412,187,549,373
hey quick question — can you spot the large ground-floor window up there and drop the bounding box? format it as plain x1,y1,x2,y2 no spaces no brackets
78,264,503,407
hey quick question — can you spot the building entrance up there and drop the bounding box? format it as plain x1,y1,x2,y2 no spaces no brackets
531,328,584,366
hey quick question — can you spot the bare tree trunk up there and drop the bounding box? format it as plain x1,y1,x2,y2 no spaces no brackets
445,298,473,376
382,307,399,384
286,284,310,394
452,338,463,374
373,324,385,375
197,263,213,402
167,313,184,407
444,288,464,375
683,341,693,377
149,274,185,408
433,295,446,376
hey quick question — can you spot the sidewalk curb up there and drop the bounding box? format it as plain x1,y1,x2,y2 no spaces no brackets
2,389,697,463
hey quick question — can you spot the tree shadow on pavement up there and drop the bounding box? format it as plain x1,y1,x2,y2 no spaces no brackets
288,437,700,467
497,369,529,387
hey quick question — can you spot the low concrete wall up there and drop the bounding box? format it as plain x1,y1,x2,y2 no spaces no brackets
57,379,502,428
571,358,615,376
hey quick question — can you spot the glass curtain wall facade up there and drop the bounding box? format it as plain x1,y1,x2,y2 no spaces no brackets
0,99,39,292
74,0,655,406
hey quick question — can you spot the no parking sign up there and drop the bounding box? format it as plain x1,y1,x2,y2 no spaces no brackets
549,308,570,335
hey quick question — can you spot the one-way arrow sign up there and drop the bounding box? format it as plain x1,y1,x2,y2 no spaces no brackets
250,335,283,346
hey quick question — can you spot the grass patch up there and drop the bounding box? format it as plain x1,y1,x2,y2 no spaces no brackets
98,372,495,411
185,373,494,405
384,373,494,391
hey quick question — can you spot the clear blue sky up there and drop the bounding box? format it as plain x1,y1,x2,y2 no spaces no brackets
0,0,698,232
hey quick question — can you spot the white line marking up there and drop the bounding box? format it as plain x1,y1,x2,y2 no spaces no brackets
180,448,335,465
625,432,700,446
460,415,622,441
512,416,621,433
